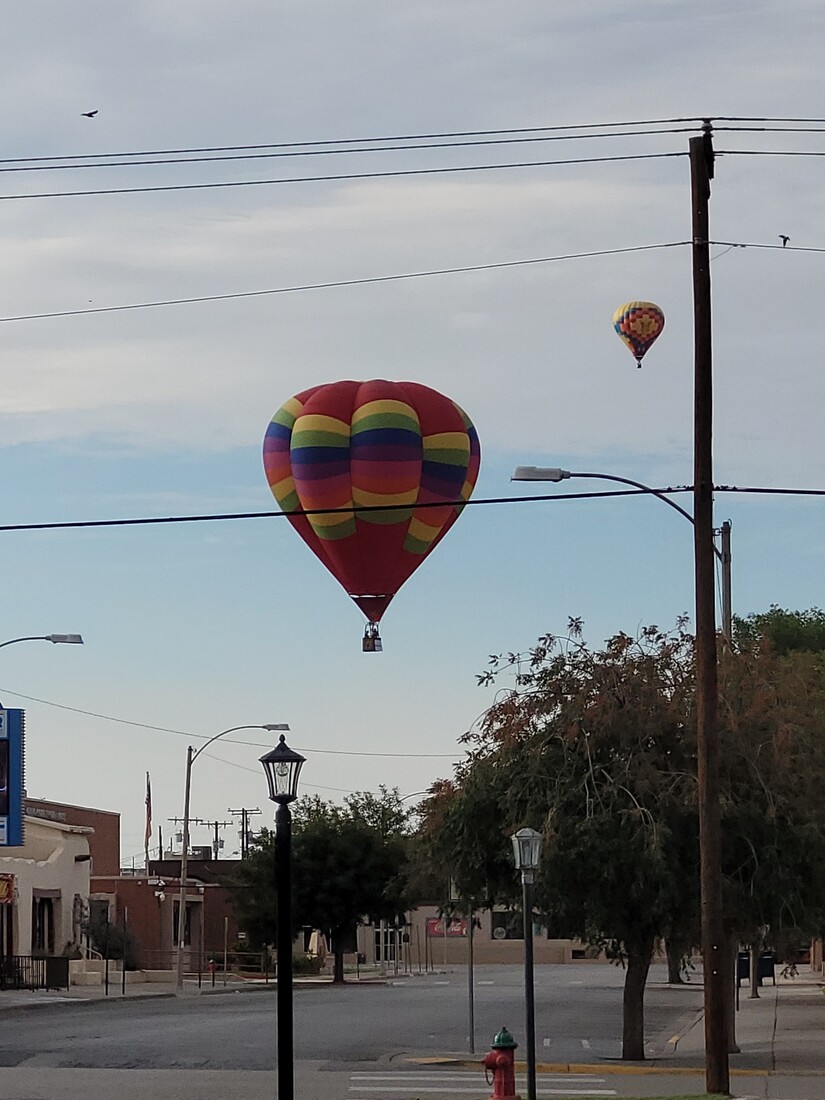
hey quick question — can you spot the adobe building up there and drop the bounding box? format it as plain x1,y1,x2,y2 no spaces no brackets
0,804,95,957
24,797,120,877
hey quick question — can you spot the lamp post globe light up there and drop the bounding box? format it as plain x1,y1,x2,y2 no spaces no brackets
174,722,290,994
512,827,542,1100
261,733,306,1100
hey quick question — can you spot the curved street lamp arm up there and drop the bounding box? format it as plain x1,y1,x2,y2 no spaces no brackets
568,471,698,527
0,636,52,649
567,471,723,564
190,724,277,766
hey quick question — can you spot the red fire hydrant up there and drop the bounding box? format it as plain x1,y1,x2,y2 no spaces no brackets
483,1027,518,1100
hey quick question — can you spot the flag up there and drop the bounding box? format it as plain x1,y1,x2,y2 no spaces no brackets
144,772,152,863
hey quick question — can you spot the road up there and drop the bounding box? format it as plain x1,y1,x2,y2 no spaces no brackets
0,964,701,1069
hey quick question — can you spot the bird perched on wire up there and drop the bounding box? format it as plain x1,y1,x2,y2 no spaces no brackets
779,234,790,248
81,110,98,118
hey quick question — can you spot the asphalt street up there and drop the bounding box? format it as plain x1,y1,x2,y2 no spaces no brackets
2,966,825,1100
0,964,703,1070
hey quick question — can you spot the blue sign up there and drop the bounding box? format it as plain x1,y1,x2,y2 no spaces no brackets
0,710,24,846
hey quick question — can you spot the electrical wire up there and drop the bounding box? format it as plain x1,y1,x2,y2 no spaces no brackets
718,149,825,157
5,236,823,328
0,128,701,174
200,750,355,794
713,115,825,123
0,116,705,166
0,487,695,533
709,240,825,253
0,151,687,202
0,684,461,757
0,241,689,325
0,484,820,537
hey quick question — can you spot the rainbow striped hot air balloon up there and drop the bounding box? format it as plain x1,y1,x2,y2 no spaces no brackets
263,379,481,650
613,301,665,367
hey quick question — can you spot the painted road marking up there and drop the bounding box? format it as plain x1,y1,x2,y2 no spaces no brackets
351,1075,607,1081
349,1071,614,1097
350,1090,615,1096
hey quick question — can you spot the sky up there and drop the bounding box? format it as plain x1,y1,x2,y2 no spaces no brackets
1,1,825,867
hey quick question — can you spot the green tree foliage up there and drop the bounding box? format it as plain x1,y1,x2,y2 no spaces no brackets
231,789,414,983
422,620,698,1060
733,605,825,655
718,635,825,948
421,614,825,1059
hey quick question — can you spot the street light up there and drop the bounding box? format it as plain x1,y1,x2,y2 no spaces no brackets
174,722,289,993
0,635,84,706
511,827,542,1100
510,467,732,640
0,634,83,648
260,733,306,1100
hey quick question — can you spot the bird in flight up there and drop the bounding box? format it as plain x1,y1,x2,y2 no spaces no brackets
779,234,790,248
81,110,98,118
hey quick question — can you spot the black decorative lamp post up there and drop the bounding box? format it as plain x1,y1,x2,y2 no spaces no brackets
261,734,306,1100
511,827,543,1100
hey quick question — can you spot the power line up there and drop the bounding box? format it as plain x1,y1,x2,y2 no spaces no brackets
709,240,825,254
713,115,825,123
0,484,821,537
0,151,687,202
0,487,694,533
0,241,689,324
719,149,825,157
0,116,704,166
0,128,700,175
0,685,461,757
5,236,823,328
714,125,825,133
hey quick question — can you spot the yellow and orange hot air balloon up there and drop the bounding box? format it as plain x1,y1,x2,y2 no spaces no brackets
613,301,665,367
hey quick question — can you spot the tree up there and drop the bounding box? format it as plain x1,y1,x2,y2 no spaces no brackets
733,605,825,655
422,620,699,1060
423,613,825,1058
717,629,825,992
231,792,413,983
292,810,409,982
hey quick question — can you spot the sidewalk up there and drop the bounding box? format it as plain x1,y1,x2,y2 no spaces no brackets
655,970,825,1075
0,969,386,1009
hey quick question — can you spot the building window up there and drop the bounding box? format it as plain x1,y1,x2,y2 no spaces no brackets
31,897,55,955
491,911,524,940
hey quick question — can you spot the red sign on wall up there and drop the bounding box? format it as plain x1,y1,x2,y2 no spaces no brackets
0,874,15,904
425,917,467,938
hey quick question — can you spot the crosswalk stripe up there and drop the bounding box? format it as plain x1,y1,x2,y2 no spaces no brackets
349,1089,615,1096
350,1075,607,1082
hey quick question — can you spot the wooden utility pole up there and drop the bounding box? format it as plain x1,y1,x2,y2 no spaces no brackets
690,124,730,1095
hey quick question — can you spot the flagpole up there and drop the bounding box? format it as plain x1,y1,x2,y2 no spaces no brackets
144,772,152,871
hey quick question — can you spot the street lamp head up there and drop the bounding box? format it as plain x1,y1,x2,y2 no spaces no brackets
262,723,290,732
511,467,570,483
44,634,83,644
511,827,543,872
260,734,305,805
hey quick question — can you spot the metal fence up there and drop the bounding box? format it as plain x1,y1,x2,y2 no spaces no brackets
0,955,69,991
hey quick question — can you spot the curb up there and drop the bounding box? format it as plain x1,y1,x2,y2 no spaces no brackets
404,1055,825,1078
